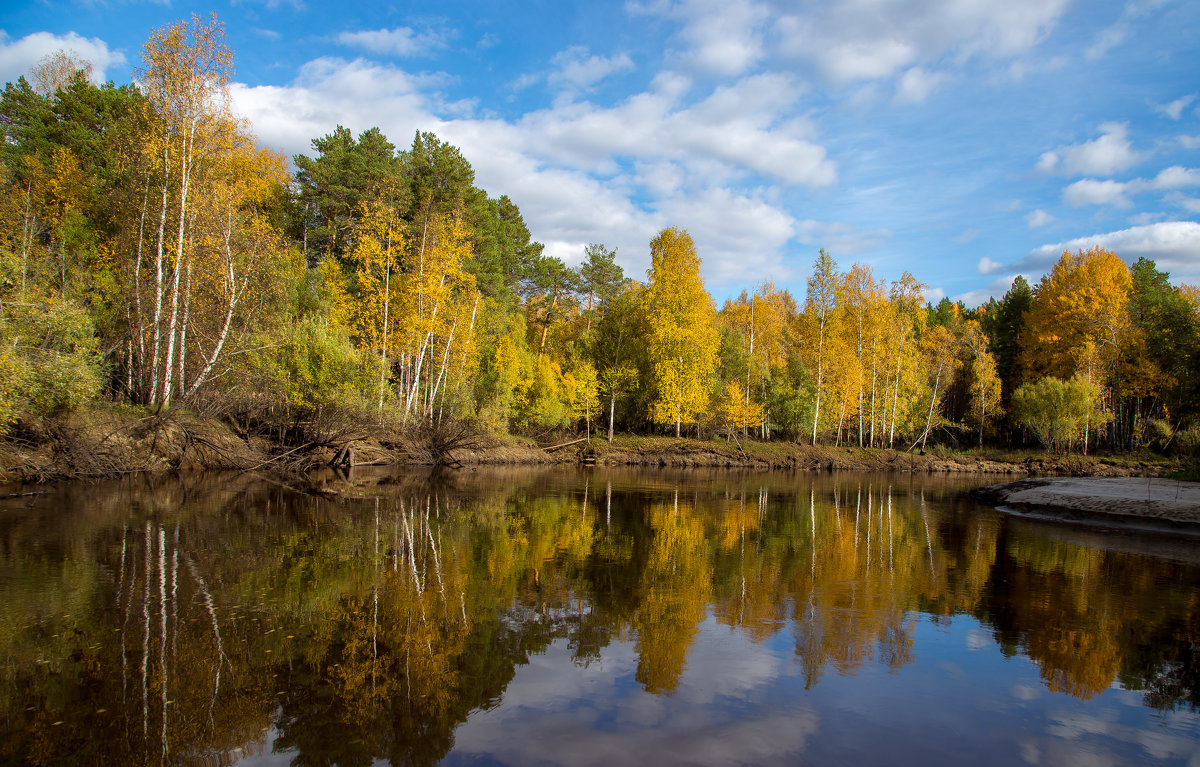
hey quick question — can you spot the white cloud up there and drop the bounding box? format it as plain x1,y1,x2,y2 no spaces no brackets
1180,135,1200,150
977,256,1004,274
773,0,1070,85
1085,19,1129,61
548,46,635,92
336,26,448,57
1148,165,1200,190
1026,209,1054,227
0,30,126,86
655,187,797,288
1038,122,1143,177
230,54,835,290
1061,166,1200,208
1156,94,1196,121
1063,178,1131,207
1035,150,1060,173
632,0,769,77
1019,221,1200,283
895,67,946,104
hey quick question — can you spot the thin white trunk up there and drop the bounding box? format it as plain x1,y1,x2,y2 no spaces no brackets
812,314,826,446
378,248,391,416
150,140,171,406
429,308,459,417
442,294,478,424
405,274,446,417
134,182,150,396
19,181,33,299
184,220,247,402
921,363,944,450
888,321,908,447
869,337,878,447
161,120,196,408
177,261,193,395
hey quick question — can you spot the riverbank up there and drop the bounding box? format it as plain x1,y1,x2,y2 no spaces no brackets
0,407,1181,484
971,477,1200,531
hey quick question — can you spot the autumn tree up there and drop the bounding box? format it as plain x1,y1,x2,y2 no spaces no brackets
961,320,1002,446
137,12,234,407
645,227,719,437
592,280,646,441
1024,249,1136,449
802,249,839,445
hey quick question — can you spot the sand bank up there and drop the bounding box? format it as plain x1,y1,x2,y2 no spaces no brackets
972,477,1200,531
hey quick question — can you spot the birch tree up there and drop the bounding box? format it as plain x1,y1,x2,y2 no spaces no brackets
645,227,718,437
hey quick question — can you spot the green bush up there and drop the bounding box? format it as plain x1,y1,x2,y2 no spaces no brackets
0,298,103,432
256,317,375,416
1011,375,1106,453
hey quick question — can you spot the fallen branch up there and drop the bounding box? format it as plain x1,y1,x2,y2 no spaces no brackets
540,437,588,452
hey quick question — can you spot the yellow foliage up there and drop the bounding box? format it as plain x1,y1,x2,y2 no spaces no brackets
645,227,719,435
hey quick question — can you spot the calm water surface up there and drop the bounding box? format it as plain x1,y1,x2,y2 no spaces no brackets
1,467,1198,766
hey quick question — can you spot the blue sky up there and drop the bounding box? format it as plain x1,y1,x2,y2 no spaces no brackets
2,0,1198,305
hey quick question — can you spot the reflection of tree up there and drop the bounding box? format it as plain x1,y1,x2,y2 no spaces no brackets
634,489,712,693
4,468,1200,765
979,526,1200,705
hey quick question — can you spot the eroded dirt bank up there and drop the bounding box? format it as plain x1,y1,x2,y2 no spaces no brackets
0,409,1178,485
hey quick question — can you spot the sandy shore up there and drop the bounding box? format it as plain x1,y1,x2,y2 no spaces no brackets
972,477,1200,530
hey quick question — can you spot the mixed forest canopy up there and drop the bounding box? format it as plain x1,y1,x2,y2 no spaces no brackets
1,14,1198,456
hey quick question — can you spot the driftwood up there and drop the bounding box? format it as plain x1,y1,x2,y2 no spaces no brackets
540,437,588,452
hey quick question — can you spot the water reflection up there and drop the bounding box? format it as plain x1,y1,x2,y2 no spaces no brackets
1,468,1198,765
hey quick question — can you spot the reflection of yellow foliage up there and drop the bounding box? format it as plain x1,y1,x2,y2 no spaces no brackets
635,493,712,693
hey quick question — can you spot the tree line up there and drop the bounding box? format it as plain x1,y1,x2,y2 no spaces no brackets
1,14,1197,454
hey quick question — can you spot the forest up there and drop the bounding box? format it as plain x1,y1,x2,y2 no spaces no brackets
2,15,1198,461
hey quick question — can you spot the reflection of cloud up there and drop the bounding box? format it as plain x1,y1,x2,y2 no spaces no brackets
676,617,785,703
966,628,991,650
1012,683,1041,701
1036,705,1200,766
1047,709,1115,740
452,635,817,766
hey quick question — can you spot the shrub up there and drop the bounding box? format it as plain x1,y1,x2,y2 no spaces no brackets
1011,375,1106,453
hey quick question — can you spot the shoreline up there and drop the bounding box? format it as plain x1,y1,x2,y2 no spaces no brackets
0,409,1180,486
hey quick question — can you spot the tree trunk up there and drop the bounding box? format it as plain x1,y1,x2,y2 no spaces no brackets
921,365,943,450
162,121,195,408
183,219,246,401
150,140,172,406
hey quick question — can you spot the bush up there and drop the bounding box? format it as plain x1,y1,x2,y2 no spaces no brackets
1011,375,1106,453
256,316,376,416
0,298,103,432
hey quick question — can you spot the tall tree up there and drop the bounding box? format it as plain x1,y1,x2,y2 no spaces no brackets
977,274,1031,409
1022,247,1135,448
138,12,234,407
961,320,1002,447
293,125,400,265
645,227,719,437
803,249,838,445
577,243,623,333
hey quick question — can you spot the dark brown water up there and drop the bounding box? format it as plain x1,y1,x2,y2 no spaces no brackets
1,467,1198,766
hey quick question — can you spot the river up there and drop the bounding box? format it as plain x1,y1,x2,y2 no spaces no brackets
1,467,1198,765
